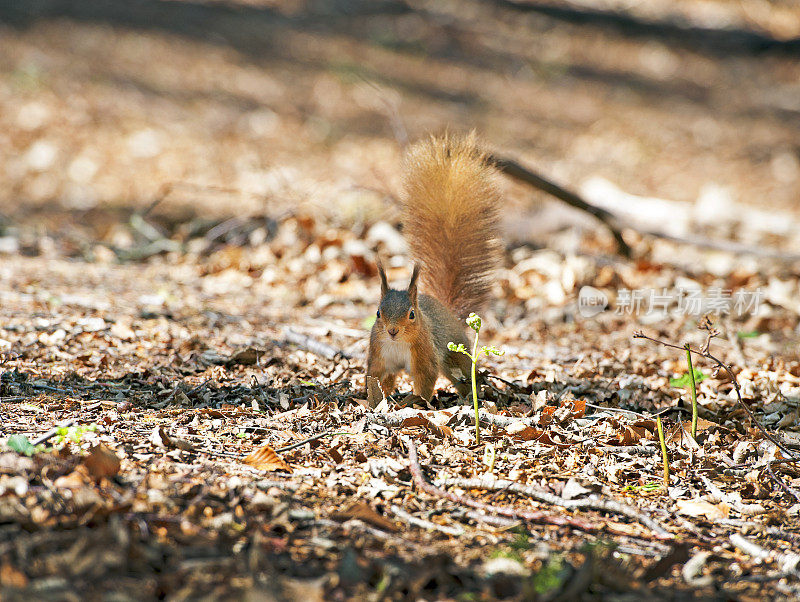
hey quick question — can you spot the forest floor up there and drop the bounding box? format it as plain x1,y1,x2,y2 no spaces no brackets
2,1,800,600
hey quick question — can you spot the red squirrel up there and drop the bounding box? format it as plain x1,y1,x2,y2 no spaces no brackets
366,134,501,401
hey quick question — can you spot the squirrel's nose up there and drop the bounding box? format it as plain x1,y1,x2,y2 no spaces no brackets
387,327,399,337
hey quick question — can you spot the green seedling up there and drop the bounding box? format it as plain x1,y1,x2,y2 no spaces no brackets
531,555,568,596
669,368,706,388
448,313,504,445
53,423,98,446
622,483,662,493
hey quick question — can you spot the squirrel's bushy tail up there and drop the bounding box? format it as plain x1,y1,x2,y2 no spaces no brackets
402,133,501,319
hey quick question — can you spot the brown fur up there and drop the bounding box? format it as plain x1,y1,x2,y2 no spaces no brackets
402,132,501,319
366,134,501,401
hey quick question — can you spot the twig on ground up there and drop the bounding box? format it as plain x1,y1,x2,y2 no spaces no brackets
367,405,539,430
462,509,522,529
282,327,351,360
730,533,800,575
389,504,465,537
491,153,800,263
595,445,657,456
767,460,800,504
633,329,800,462
401,435,601,534
717,519,800,547
30,383,74,395
490,154,632,257
275,430,336,453
585,403,647,418
437,476,672,539
484,373,524,389
32,419,77,446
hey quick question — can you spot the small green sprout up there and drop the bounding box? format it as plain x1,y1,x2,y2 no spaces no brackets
669,369,706,388
7,434,39,457
54,423,98,446
448,312,505,445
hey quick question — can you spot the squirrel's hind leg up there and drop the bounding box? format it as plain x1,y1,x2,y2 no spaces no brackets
445,352,473,397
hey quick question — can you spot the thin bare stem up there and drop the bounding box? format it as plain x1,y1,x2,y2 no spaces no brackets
400,435,597,532
656,416,670,487
471,330,481,445
685,343,699,439
633,331,799,462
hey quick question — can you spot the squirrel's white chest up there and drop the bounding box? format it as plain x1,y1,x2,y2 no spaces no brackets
381,338,412,373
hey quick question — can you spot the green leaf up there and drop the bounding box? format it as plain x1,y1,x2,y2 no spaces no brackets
465,313,481,332
481,345,505,356
447,342,469,355
737,330,760,339
488,548,523,563
622,482,662,492
299,380,317,387
669,369,706,388
7,434,36,456
532,556,568,595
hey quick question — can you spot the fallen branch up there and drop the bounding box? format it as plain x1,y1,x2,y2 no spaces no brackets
767,460,800,504
275,430,335,453
595,445,657,456
401,434,600,533
389,504,465,537
462,509,522,529
367,405,538,430
730,533,800,575
437,476,671,539
490,154,631,257
282,327,351,360
32,419,76,446
491,153,800,263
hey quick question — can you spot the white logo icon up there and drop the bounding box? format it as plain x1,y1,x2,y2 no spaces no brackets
578,286,608,317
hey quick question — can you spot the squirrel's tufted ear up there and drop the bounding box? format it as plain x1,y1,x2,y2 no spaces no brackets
377,259,389,297
408,264,420,305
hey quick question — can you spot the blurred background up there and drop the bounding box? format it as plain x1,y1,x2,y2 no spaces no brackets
1,0,800,359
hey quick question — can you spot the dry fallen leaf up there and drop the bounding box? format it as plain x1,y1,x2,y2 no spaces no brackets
150,425,171,448
327,446,344,463
53,465,92,489
83,444,121,480
0,563,28,588
400,415,454,439
676,499,730,520
506,422,545,441
243,445,292,472
227,347,264,366
332,501,399,532
150,426,194,451
110,321,136,341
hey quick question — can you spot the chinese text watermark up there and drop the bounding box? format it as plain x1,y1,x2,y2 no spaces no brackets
578,287,763,318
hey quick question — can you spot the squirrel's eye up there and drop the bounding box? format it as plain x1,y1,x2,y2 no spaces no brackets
376,309,381,318
409,309,415,320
